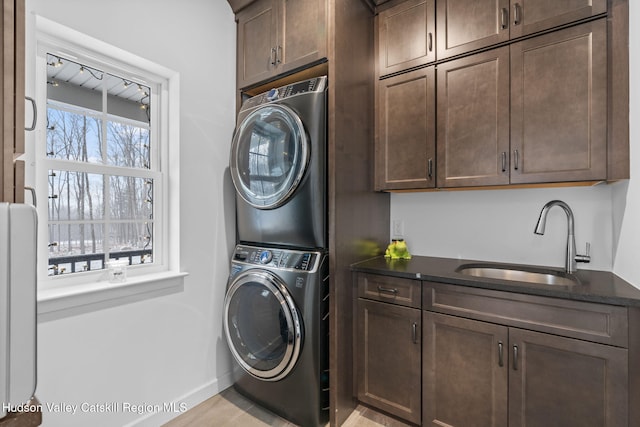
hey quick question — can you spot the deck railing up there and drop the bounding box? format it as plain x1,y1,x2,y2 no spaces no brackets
48,249,153,275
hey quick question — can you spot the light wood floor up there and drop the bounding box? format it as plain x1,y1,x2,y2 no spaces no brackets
162,386,413,427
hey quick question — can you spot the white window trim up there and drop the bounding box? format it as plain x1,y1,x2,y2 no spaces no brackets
32,16,185,319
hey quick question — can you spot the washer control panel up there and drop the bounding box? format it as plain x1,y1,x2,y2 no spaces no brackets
233,245,319,272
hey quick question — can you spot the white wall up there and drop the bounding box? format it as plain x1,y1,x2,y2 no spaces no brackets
391,185,612,270
392,6,639,289
27,1,237,426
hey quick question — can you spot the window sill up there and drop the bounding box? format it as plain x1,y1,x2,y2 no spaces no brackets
37,271,188,322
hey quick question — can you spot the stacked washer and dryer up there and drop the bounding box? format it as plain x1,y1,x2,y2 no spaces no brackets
224,76,329,427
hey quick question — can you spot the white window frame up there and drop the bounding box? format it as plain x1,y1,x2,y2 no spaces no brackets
32,17,184,319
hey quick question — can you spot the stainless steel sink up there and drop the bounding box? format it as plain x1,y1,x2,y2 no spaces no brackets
456,264,579,286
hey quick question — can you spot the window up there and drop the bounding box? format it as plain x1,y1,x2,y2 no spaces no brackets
34,17,181,295
45,55,155,276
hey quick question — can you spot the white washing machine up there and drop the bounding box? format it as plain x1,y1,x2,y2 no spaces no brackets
230,76,327,250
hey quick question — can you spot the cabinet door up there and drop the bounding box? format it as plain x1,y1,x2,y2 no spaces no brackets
509,0,607,39
510,20,607,184
237,0,278,89
1,0,25,203
509,328,628,427
437,47,510,188
377,0,435,77
278,0,326,74
357,299,421,424
423,312,508,427
376,67,435,190
436,0,509,59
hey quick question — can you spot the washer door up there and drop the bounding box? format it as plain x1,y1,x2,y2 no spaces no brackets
223,270,303,381
230,104,309,209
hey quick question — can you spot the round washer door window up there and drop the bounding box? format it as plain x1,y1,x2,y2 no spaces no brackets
223,270,303,381
230,105,309,209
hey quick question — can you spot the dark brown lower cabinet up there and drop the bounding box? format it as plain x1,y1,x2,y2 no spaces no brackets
357,298,421,424
509,328,628,427
423,312,508,427
423,312,629,427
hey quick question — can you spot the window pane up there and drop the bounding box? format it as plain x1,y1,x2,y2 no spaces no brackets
109,176,153,220
108,223,153,266
106,73,150,124
48,170,104,221
107,122,151,168
46,108,103,163
48,223,105,275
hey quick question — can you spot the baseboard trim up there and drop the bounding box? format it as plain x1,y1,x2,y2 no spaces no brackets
123,372,234,427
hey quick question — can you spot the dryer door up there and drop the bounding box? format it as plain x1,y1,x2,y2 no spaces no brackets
230,104,309,209
223,269,303,381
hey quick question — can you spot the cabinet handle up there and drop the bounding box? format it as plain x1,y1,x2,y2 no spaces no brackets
501,152,507,172
498,341,504,367
428,32,433,52
25,96,37,131
427,158,433,179
270,47,277,66
513,149,519,171
377,286,398,294
24,186,37,207
500,8,509,30
412,322,418,344
513,344,519,370
513,3,521,26
276,45,282,64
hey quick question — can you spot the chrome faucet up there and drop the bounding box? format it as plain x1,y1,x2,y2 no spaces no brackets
534,200,590,274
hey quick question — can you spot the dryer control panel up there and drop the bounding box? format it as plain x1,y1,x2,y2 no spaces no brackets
233,245,320,272
242,76,328,110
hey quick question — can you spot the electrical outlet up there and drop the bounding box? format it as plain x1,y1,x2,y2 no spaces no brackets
392,220,404,238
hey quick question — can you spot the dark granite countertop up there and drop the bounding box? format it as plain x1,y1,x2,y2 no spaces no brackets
351,255,640,307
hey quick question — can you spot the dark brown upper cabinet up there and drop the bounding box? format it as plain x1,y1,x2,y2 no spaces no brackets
436,0,606,59
509,0,607,39
236,0,326,89
510,19,607,184
438,20,606,188
436,0,510,60
437,47,510,188
376,0,435,77
1,0,25,203
376,67,436,190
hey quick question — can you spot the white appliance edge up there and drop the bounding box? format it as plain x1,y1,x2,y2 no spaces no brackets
0,203,37,418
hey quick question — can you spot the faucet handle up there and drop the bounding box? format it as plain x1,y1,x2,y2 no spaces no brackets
575,242,591,264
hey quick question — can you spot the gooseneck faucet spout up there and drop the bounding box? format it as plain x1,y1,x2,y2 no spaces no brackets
534,200,590,274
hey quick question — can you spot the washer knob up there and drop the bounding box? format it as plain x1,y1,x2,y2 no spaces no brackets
266,88,279,101
259,250,273,264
